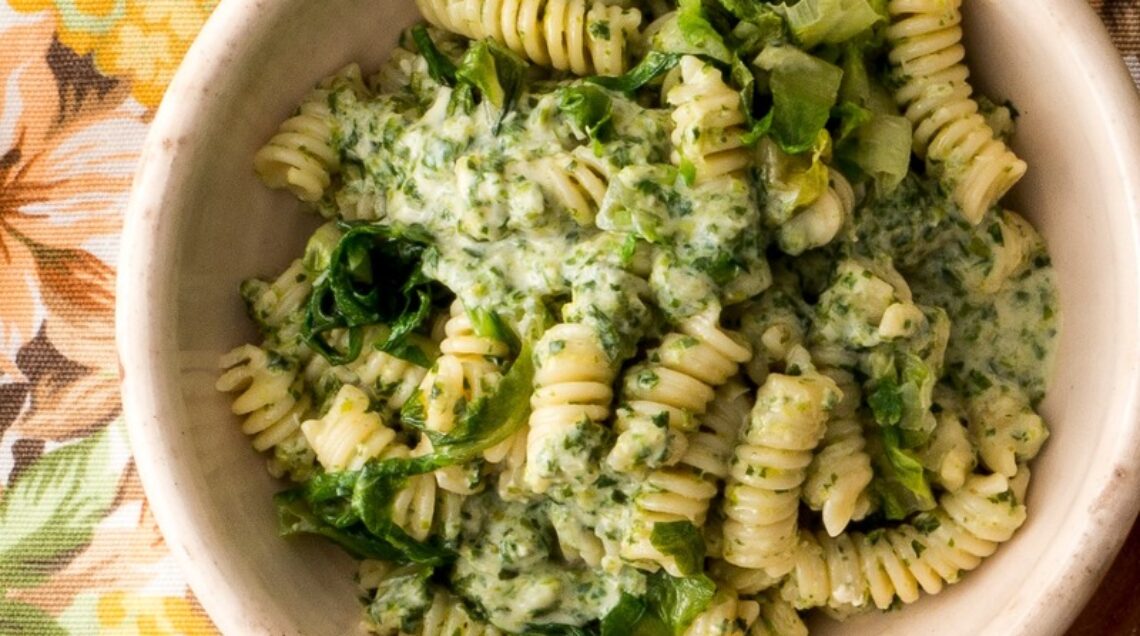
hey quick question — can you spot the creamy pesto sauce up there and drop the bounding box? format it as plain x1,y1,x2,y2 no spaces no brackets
454,494,644,631
914,256,1059,404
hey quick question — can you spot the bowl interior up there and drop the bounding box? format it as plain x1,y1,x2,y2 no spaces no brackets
118,0,1140,634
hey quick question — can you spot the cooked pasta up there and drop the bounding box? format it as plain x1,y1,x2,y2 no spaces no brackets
722,347,841,576
608,309,751,473
231,6,1060,631
683,590,760,636
254,64,367,203
525,322,616,494
886,0,1027,224
802,417,873,537
415,0,640,76
515,146,610,227
783,471,1028,612
667,56,749,184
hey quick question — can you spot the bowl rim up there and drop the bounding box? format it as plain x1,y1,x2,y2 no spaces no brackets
115,1,1140,634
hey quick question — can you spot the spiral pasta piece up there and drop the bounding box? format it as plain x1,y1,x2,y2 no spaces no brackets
886,0,1026,224
380,443,467,543
417,590,504,636
722,349,840,577
802,417,873,537
783,471,1028,612
667,56,749,184
516,146,610,227
525,323,617,493
240,259,313,336
302,327,431,415
683,590,760,636
416,0,641,76
413,301,507,437
216,344,312,455
609,309,752,473
300,384,400,472
776,170,855,256
967,386,1048,478
254,64,366,203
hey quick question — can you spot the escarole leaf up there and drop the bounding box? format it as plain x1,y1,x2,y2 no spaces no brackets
274,488,403,561
649,521,706,577
869,425,936,520
456,39,527,131
837,111,912,192
411,24,457,86
646,572,717,636
302,223,436,366
754,45,843,154
467,305,520,355
588,51,682,93
774,0,885,48
558,84,614,143
675,0,734,64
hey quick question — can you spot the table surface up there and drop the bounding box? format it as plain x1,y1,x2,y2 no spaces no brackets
0,1,1137,634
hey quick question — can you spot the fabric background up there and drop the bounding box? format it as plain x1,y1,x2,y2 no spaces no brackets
0,1,1135,634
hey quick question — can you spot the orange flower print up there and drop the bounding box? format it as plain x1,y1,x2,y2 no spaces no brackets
9,0,218,108
0,15,142,440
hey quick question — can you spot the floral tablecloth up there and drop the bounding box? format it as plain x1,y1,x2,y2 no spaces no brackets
0,1,1136,634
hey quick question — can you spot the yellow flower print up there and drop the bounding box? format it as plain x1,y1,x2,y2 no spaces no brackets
11,0,218,108
96,591,214,635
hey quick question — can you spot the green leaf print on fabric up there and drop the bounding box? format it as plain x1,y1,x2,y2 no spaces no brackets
0,420,130,590
0,597,68,635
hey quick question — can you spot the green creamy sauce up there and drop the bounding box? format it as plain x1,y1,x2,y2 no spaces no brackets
453,494,645,631
328,64,766,350
853,174,1061,403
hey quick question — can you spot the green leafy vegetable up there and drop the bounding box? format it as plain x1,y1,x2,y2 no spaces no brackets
837,112,913,192
302,223,435,365
754,45,843,154
523,625,594,636
675,0,735,64
411,25,457,86
275,489,404,561
456,39,527,131
559,84,614,143
645,572,717,636
717,0,783,24
869,426,936,520
588,51,681,93
601,594,650,636
467,305,520,355
649,521,707,577
774,0,884,48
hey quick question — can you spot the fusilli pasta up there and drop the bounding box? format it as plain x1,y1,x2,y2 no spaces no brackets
722,347,841,576
783,471,1028,612
886,0,1027,224
416,0,641,76
667,56,750,184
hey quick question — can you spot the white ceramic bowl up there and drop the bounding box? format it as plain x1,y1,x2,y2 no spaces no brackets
116,1,1140,634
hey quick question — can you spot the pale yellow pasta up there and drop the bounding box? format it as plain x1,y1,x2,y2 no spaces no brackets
300,384,399,472
416,0,640,76
776,170,855,256
748,593,809,636
919,396,976,492
684,590,761,636
886,0,1027,224
525,323,616,493
667,56,749,184
418,590,504,636
609,309,752,473
722,347,840,576
216,344,312,454
967,386,1048,478
515,146,610,227
254,64,367,202
802,417,873,537
782,471,1028,612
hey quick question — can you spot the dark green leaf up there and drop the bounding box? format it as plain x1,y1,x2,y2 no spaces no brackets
601,594,650,636
869,426,936,520
645,572,717,636
588,51,681,93
649,521,706,577
456,39,527,132
524,624,594,636
411,25,457,86
676,0,734,64
754,45,843,154
351,468,456,565
868,377,903,426
275,489,403,561
467,305,520,356
558,84,614,143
